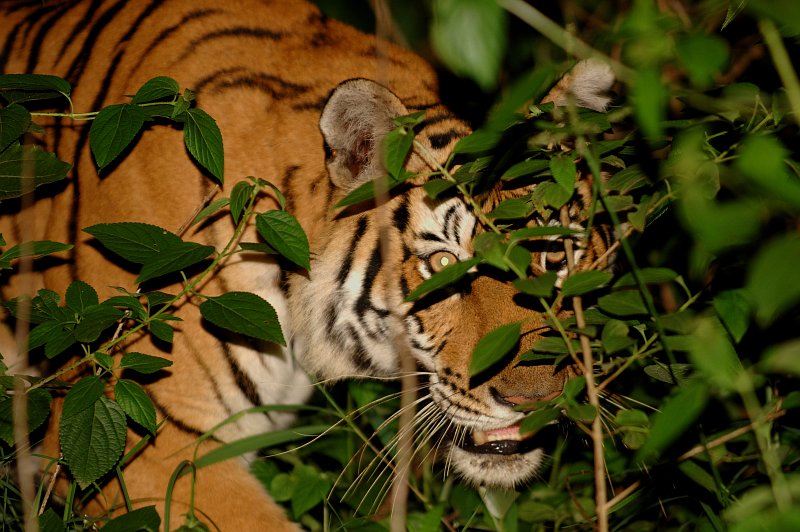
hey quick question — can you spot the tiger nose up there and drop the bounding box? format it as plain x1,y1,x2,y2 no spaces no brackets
490,387,562,407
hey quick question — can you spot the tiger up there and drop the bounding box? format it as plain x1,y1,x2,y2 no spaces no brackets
0,0,615,528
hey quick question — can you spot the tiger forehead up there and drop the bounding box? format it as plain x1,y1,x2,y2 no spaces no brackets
408,196,476,251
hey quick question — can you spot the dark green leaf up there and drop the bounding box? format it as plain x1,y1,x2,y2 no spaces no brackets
473,231,507,271
0,240,72,269
519,408,560,435
103,506,161,532
404,257,479,302
509,226,578,241
613,267,678,288
676,33,729,89
453,129,502,154
488,198,529,220
531,336,580,354
561,270,613,297
334,172,409,208
632,67,668,140
73,304,125,343
255,210,310,270
688,317,743,391
598,291,648,316
431,0,507,91
513,272,557,298
59,396,126,488
120,352,173,374
382,126,414,178
0,143,71,200
65,280,99,314
230,181,254,224
423,178,456,199
713,289,750,343
148,319,174,344
539,180,573,209
191,197,230,227
184,108,224,182
0,74,70,96
0,104,30,152
115,379,157,435
84,223,183,264
636,380,709,464
643,363,693,384
0,388,51,445
549,155,576,193
136,242,215,283
62,376,104,418
38,508,66,532
199,291,285,345
291,465,332,519
469,322,521,377
601,320,635,354
501,159,549,180
89,104,146,170
131,76,180,104
746,235,800,326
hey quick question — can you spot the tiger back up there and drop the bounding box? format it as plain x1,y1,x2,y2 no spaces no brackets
0,0,614,528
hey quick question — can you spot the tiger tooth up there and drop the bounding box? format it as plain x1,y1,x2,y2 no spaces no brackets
473,430,488,445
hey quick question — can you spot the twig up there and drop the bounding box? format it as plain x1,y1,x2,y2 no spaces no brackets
760,19,800,127
603,480,641,512
177,185,220,237
677,408,785,461
38,460,62,516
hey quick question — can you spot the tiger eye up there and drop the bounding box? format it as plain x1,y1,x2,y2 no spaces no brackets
429,251,458,273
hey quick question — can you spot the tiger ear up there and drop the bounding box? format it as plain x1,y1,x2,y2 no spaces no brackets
542,59,615,112
320,79,408,190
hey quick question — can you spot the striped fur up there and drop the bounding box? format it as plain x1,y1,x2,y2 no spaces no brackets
0,0,615,527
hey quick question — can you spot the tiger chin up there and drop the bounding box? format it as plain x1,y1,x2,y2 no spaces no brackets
1,0,614,527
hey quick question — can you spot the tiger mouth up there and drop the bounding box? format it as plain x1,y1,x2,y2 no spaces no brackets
456,424,538,455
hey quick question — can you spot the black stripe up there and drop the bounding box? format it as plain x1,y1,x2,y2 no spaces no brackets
58,0,104,66
418,231,444,243
25,3,76,74
64,0,128,83
392,198,410,233
428,130,460,150
417,113,457,131
279,164,301,213
222,344,262,407
346,324,377,372
179,26,284,62
336,216,368,285
150,397,205,437
0,3,56,73
442,204,459,241
116,0,164,47
354,244,382,318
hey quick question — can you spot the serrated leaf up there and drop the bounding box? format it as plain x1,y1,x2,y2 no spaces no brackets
131,76,180,104
404,257,479,302
0,388,51,445
601,319,635,354
469,322,521,377
103,506,160,532
230,181,254,223
598,291,648,316
191,197,230,227
199,291,285,345
115,379,157,435
291,465,332,519
255,210,310,270
73,303,125,343
334,172,410,208
0,240,72,268
561,270,613,297
0,143,71,200
59,396,126,488
513,272,557,298
65,280,99,313
643,363,693,384
423,178,456,199
89,104,146,170
84,222,183,264
453,129,502,155
540,181,573,209
0,103,30,152
148,319,174,344
431,0,507,91
0,74,71,96
383,126,414,179
488,198,529,220
120,352,173,374
136,241,215,283
184,108,224,182
62,376,104,418
550,155,576,192
636,380,708,464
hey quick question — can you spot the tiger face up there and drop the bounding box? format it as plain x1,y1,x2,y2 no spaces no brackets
290,64,614,487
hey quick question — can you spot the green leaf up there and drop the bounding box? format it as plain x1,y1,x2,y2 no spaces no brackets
404,257,479,302
531,336,580,354
148,319,174,344
760,339,800,376
115,379,157,435
519,408,560,435
0,104,31,152
431,0,507,91
230,181,254,223
73,304,125,343
688,317,743,392
632,67,668,140
65,280,99,313
423,178,456,199
643,363,693,384
636,380,709,464
199,291,285,345
0,240,72,268
382,126,414,178
746,235,800,326
539,181,573,209
136,242,215,283
713,289,750,343
613,267,678,288
736,135,800,209
0,388,51,445
194,424,328,469
676,33,729,89
59,396,126,489
679,460,717,492
184,108,224,182
255,210,310,270
38,508,66,532
291,465,332,519
513,272,557,298
103,506,161,532
549,155,576,193
120,352,173,374
501,159,549,180
84,222,183,264
453,129,502,155
0,143,71,200
334,172,410,208
131,76,180,104
89,104,146,170
191,197,230,227
509,226,578,242
488,198,529,220
560,271,613,297
598,291,648,316
62,376,104,418
601,319,635,354
0,74,71,96
469,322,521,377
473,232,507,271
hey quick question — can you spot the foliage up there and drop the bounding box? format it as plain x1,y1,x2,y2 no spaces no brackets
1,0,799,531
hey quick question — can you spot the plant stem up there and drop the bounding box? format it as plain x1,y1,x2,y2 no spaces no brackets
760,19,800,126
